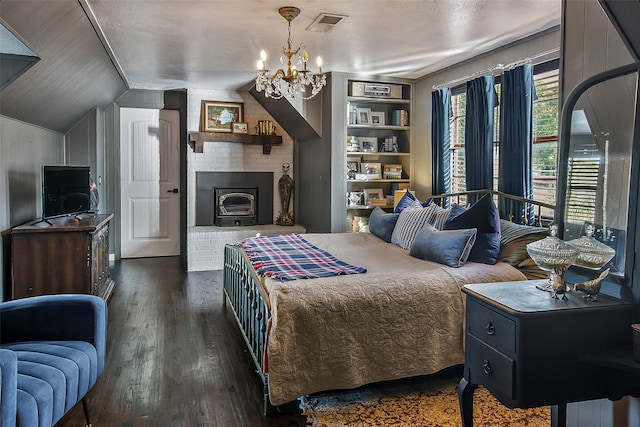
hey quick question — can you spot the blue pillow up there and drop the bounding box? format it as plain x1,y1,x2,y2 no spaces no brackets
443,194,501,264
394,190,432,213
394,190,417,213
368,207,399,242
446,203,468,220
410,224,477,267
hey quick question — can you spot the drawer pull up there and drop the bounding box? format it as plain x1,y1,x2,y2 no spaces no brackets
485,321,496,335
482,360,493,375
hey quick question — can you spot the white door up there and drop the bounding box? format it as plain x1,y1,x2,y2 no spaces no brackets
120,108,180,258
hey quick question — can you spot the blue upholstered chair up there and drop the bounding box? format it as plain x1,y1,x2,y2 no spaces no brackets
0,294,107,427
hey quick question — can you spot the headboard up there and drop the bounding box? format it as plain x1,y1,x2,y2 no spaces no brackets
431,189,555,227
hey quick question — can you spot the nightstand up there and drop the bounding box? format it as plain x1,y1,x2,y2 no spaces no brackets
458,280,636,427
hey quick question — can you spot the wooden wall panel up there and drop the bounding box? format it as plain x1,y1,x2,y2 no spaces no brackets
0,0,126,133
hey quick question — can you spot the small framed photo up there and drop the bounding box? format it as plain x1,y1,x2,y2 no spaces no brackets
360,162,381,179
363,188,384,202
346,159,360,180
348,191,363,207
201,100,243,132
360,136,378,153
356,107,371,125
370,111,386,125
232,122,248,134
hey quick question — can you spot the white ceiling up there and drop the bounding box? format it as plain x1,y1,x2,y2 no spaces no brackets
85,0,562,91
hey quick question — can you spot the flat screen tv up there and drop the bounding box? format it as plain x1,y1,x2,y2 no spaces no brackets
42,165,91,219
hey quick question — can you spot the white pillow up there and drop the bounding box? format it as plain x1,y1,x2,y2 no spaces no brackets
391,202,439,249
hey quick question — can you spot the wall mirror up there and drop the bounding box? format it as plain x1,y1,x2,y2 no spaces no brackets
557,64,639,281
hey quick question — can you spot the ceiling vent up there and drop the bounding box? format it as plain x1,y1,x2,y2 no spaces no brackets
306,13,347,32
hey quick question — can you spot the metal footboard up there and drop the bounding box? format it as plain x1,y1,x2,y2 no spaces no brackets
222,244,271,412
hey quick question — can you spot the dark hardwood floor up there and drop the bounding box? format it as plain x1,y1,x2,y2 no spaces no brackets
57,257,305,427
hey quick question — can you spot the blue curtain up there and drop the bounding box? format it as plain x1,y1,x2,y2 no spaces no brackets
431,88,452,207
465,76,497,204
498,64,537,224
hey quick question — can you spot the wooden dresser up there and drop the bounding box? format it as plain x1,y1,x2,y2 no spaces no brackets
11,213,115,301
459,280,636,427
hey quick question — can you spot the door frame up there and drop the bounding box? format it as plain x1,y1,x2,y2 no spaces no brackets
119,107,181,258
106,90,187,265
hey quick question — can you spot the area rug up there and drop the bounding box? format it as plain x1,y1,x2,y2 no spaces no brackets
300,373,549,427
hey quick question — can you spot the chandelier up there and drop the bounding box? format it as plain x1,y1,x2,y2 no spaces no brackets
255,6,326,100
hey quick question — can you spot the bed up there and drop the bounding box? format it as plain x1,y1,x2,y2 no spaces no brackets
223,190,552,412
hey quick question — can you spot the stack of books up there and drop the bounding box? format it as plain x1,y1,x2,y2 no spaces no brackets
370,198,389,207
346,136,360,152
383,164,403,179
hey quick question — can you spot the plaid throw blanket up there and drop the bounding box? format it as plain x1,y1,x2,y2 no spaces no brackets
238,233,367,281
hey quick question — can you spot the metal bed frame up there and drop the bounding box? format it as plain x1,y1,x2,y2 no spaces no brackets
222,244,272,413
222,189,555,414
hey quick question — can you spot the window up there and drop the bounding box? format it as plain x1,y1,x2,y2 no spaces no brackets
565,157,599,222
531,67,559,217
448,61,559,213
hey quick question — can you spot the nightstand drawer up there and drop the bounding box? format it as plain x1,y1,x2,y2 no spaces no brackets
467,300,516,354
465,334,515,400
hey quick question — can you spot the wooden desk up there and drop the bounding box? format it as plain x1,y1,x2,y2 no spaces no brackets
458,280,636,427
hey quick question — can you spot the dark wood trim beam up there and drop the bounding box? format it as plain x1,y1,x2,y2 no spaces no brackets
187,132,283,154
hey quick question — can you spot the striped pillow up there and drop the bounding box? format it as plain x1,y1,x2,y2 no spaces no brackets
499,219,548,246
431,206,451,230
391,202,439,249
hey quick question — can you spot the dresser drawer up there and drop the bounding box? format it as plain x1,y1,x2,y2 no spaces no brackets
467,299,516,354
465,334,515,400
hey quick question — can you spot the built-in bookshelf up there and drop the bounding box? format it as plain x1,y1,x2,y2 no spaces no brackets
345,81,412,227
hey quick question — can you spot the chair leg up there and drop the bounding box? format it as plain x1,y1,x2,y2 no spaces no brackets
81,397,93,427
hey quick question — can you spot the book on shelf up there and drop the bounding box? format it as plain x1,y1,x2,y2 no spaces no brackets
392,109,409,126
381,136,398,152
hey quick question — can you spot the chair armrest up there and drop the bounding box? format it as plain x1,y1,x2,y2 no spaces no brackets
0,349,18,427
0,294,107,374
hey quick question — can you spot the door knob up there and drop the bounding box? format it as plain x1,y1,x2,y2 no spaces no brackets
167,188,179,193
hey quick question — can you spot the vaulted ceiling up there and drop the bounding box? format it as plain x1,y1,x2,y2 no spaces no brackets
0,0,561,133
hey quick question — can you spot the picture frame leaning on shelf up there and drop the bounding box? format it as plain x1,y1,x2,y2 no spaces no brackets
370,111,385,125
356,107,371,124
360,136,378,153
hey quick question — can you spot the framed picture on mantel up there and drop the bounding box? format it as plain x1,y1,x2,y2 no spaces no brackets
201,100,243,132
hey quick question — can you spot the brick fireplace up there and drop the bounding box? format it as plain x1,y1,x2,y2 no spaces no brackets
186,89,304,271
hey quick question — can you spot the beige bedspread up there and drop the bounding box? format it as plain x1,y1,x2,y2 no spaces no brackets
264,232,526,405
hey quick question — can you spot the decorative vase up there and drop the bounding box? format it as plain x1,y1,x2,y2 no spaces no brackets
526,224,579,297
276,163,294,226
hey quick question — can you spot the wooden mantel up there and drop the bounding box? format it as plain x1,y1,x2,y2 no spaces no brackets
188,132,283,154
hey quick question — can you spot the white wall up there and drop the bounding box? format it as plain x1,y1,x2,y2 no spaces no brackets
411,28,561,202
0,115,64,300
